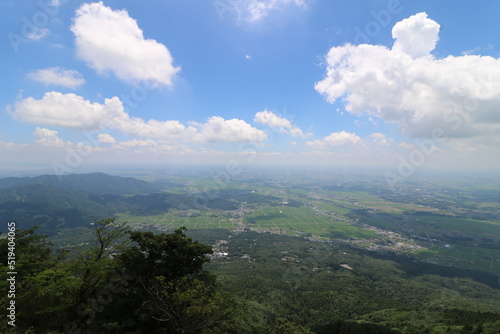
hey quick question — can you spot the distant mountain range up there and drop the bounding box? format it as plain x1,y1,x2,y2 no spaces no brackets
0,172,278,234
0,172,162,195
0,173,165,233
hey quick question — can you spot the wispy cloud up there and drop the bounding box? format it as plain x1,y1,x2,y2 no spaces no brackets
26,28,50,41
245,0,306,21
28,67,85,89
306,131,362,149
254,109,307,138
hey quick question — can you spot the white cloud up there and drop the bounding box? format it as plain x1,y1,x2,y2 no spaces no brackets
28,67,85,89
194,116,268,143
11,92,267,144
307,131,361,149
392,12,440,58
118,139,158,147
315,12,500,141
443,135,500,153
111,117,191,139
398,142,415,150
74,142,107,153
10,92,194,138
370,133,392,146
245,0,306,21
11,92,124,130
254,109,305,138
33,127,67,147
26,28,50,41
71,2,180,86
0,141,23,149
224,0,306,22
461,47,480,56
97,133,116,144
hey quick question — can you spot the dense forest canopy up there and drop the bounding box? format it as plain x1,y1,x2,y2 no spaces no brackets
2,218,500,333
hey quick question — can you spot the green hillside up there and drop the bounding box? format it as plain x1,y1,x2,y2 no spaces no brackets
0,172,162,195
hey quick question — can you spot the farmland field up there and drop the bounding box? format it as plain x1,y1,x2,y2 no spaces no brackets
113,173,500,277
118,211,239,230
243,206,379,238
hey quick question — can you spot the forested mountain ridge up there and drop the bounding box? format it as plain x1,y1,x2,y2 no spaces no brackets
0,173,264,233
0,173,164,233
0,182,112,232
0,172,162,195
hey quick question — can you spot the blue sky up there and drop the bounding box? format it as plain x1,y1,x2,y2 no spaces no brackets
1,0,500,176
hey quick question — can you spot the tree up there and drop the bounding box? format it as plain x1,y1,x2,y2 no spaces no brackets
0,226,54,277
64,217,129,332
274,317,314,334
0,219,129,333
0,227,56,333
119,227,213,282
109,227,228,333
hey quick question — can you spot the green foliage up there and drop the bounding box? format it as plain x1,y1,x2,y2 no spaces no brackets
3,220,500,333
208,231,500,333
119,227,212,281
274,317,314,334
311,320,396,334
0,227,56,332
19,267,81,330
0,227,53,277
0,172,161,195
0,219,128,333
92,227,229,333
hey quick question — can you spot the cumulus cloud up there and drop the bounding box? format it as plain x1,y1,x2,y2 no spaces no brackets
307,131,361,149
194,116,268,143
370,133,392,146
33,127,67,147
11,92,192,138
118,139,158,148
254,110,305,137
111,117,191,139
392,12,440,58
315,12,500,140
11,92,267,144
97,133,116,144
71,2,180,86
11,92,124,130
28,67,85,89
398,142,415,150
